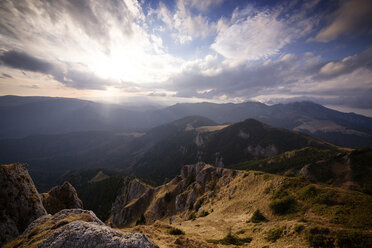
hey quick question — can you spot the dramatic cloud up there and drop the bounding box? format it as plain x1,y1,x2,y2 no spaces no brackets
314,0,372,42
164,47,372,110
0,51,54,74
212,3,318,61
0,0,371,115
156,0,217,43
0,50,113,90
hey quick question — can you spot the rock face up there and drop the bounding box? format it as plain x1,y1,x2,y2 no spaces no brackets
41,181,83,214
4,209,154,248
0,163,47,246
109,162,241,227
110,178,154,227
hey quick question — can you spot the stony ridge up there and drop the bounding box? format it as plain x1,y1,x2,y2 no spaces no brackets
109,162,241,227
41,181,83,214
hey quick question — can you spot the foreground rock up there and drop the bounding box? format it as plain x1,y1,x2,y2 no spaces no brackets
0,163,47,246
41,181,83,214
109,162,241,227
4,209,155,248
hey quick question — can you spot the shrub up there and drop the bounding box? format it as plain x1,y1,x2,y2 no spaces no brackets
199,210,209,217
208,231,252,246
272,186,289,199
335,230,372,248
135,214,146,225
188,212,196,221
265,227,284,242
306,227,334,248
164,192,172,202
168,227,185,235
263,186,271,194
294,224,305,233
269,196,297,215
250,210,267,223
300,185,318,200
194,198,204,211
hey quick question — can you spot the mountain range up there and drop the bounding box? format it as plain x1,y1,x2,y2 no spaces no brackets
1,95,372,148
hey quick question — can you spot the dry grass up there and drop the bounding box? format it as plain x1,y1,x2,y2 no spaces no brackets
120,171,372,247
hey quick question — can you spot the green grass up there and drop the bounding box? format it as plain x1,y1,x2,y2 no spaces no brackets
269,196,297,215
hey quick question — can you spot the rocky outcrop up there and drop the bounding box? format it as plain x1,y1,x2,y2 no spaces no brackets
41,181,83,214
4,209,154,248
109,162,241,227
0,163,47,246
109,178,154,227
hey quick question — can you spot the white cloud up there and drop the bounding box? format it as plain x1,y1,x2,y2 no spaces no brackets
156,0,216,43
0,0,185,89
189,0,224,11
212,3,319,61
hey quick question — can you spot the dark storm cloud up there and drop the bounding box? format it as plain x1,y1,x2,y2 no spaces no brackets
315,47,372,80
1,73,12,78
0,50,54,73
0,50,110,90
314,0,372,42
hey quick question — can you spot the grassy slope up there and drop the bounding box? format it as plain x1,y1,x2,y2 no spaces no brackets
119,170,372,248
230,147,372,194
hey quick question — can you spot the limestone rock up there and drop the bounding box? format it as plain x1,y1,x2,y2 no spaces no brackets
0,163,47,247
109,162,241,227
4,209,154,248
42,181,83,214
109,178,154,227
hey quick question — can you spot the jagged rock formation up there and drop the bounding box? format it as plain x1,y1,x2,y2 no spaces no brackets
41,181,83,214
109,162,241,227
4,209,154,248
0,163,47,246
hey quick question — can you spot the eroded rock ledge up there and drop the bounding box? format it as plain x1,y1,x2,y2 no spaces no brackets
0,163,47,246
109,162,241,227
41,181,83,214
4,209,154,248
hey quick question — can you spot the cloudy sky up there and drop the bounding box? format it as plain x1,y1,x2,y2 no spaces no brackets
0,0,372,115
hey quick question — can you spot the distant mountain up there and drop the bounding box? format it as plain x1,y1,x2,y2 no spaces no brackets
125,117,336,184
1,95,371,147
0,131,135,191
0,95,151,139
0,116,336,188
153,101,372,148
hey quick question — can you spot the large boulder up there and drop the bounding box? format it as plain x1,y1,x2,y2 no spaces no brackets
4,209,154,248
0,163,47,246
41,181,83,214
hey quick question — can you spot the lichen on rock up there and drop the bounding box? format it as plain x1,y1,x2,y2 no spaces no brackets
4,209,154,248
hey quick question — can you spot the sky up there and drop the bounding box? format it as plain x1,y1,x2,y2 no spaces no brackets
0,0,372,115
